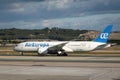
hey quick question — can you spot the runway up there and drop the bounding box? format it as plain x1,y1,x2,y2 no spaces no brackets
0,56,120,63
0,66,120,80
0,56,120,80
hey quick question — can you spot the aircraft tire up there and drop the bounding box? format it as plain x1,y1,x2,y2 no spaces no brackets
57,53,68,56
63,53,68,56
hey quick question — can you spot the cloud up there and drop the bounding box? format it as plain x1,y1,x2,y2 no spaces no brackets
46,0,72,10
0,13,119,31
0,0,120,31
0,0,45,3
1,0,120,17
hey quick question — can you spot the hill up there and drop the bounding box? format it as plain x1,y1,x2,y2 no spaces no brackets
78,31,120,40
0,28,119,45
0,28,88,41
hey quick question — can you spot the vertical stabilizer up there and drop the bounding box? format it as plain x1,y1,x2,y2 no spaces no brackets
94,25,113,43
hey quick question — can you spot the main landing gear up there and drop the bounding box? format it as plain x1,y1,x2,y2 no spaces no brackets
57,50,68,56
38,50,68,56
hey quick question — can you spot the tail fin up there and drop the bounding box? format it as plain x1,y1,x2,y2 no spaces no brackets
94,25,113,43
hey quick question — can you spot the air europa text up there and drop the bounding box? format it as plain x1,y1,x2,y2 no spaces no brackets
25,43,49,47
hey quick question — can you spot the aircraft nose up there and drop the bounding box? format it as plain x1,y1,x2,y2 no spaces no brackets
14,46,20,51
14,47,18,51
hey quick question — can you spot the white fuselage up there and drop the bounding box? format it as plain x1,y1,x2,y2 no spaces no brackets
14,41,105,53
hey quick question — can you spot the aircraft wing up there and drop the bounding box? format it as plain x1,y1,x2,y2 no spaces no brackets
48,42,68,50
37,42,68,54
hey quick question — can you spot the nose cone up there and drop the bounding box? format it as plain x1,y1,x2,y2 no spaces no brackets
14,43,23,52
14,45,21,52
14,46,18,51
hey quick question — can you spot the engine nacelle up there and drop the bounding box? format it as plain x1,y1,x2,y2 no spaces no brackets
37,48,48,54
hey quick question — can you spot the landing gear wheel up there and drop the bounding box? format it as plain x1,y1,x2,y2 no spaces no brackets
57,51,68,56
20,52,23,56
63,53,68,56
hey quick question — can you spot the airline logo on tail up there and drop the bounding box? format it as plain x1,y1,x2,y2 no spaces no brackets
100,33,109,39
94,25,113,43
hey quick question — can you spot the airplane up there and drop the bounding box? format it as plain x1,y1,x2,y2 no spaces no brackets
14,25,113,56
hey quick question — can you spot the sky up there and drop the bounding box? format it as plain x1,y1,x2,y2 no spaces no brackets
0,0,120,31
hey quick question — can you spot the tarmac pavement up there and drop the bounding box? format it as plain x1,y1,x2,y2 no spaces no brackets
0,66,119,80
0,56,120,80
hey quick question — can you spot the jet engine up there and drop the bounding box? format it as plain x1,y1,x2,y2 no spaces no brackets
37,48,48,55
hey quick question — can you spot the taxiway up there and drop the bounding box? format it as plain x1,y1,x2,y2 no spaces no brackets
0,56,120,80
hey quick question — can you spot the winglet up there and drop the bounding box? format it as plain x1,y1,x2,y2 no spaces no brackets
94,25,113,43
